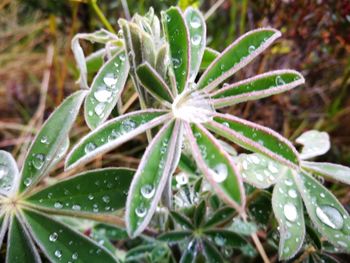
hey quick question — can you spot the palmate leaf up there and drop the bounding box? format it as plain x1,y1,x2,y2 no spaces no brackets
203,206,235,228
126,120,182,237
162,7,190,94
0,150,19,195
236,153,284,189
201,238,224,263
6,215,41,263
184,7,206,80
197,28,281,92
84,50,129,130
136,63,174,103
302,161,350,185
295,172,350,252
180,239,197,263
22,209,117,263
170,211,194,230
211,70,305,108
296,130,331,160
25,168,133,215
20,90,87,194
204,229,249,248
205,113,300,169
65,110,170,170
185,123,245,213
272,169,305,260
158,230,192,243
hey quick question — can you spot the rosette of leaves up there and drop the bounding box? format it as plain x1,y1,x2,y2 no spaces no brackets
235,130,350,260
66,6,305,240
0,91,134,262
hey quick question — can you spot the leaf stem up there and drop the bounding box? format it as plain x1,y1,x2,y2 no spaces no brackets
90,0,116,34
242,213,270,263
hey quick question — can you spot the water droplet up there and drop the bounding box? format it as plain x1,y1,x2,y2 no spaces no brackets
94,103,106,116
191,34,202,45
40,136,50,144
49,232,58,242
121,119,137,132
94,89,112,102
72,204,81,211
107,129,120,142
275,75,286,86
103,76,118,87
54,202,63,209
72,252,79,260
24,178,32,187
250,155,260,164
222,122,230,128
285,179,293,186
119,53,126,61
214,234,226,246
316,205,344,230
141,184,155,199
190,15,201,28
88,194,94,200
284,203,298,222
268,162,278,173
288,189,298,199
0,164,8,179
32,153,45,170
135,206,147,217
102,195,110,203
54,250,62,258
320,193,325,198
172,57,182,69
84,142,96,153
88,110,93,116
211,163,228,183
248,45,256,53
242,160,248,170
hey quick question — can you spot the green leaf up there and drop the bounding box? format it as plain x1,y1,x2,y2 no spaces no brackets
0,213,9,250
180,239,197,263
200,48,219,71
0,150,19,195
65,110,169,170
158,230,192,243
295,172,350,252
86,47,121,75
204,229,249,248
194,200,206,227
84,50,129,130
248,191,272,226
211,70,305,108
201,238,224,263
25,168,133,215
185,123,245,213
296,130,330,160
156,44,170,82
272,169,305,260
20,90,87,194
126,120,182,237
203,206,235,228
22,209,117,263
206,113,300,168
136,63,173,103
229,218,257,236
302,161,350,185
93,223,128,241
184,7,206,80
197,28,281,91
178,0,200,10
170,211,194,230
236,153,284,189
6,215,41,263
162,7,190,94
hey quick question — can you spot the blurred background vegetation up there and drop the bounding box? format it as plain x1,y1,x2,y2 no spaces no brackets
0,0,350,216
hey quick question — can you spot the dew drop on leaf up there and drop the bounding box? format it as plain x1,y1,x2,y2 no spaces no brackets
94,89,112,102
288,189,298,199
54,202,63,209
24,178,32,187
284,203,298,222
32,153,45,170
0,164,8,179
248,45,256,53
172,57,182,69
72,204,81,211
275,75,286,86
189,15,201,28
102,195,110,203
191,34,202,45
214,234,226,246
211,163,228,183
84,142,96,153
268,162,278,173
54,250,62,258
141,184,155,199
135,206,147,218
49,232,58,242
40,136,50,145
72,252,79,260
103,76,118,87
94,103,106,117
316,205,344,230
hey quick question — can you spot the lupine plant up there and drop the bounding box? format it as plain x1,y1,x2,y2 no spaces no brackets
1,5,349,263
